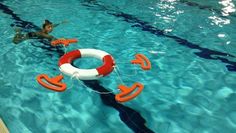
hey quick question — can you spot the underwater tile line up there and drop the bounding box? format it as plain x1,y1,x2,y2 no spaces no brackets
83,80,155,133
179,0,236,18
0,3,40,31
111,12,236,71
0,3,65,56
82,1,236,72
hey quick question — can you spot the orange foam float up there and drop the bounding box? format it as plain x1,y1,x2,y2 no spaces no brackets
36,74,67,92
131,54,151,70
51,38,78,47
115,82,144,102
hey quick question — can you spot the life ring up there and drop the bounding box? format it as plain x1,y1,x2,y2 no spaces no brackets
58,49,115,80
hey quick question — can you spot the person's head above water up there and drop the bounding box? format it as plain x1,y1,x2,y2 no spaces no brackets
42,20,53,33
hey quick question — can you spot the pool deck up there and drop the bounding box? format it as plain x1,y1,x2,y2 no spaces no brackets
0,118,9,133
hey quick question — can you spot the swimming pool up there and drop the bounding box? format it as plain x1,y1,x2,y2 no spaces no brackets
0,0,236,132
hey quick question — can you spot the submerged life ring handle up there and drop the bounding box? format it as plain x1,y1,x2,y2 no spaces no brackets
36,74,67,92
51,39,78,47
115,82,144,102
131,54,151,70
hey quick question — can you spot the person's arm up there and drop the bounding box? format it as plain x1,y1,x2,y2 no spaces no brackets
53,20,69,28
36,32,57,41
40,33,66,42
46,35,57,41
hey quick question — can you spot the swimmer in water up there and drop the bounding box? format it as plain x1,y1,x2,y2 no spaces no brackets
13,19,67,44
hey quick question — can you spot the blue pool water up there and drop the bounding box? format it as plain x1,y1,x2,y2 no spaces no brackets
0,0,236,132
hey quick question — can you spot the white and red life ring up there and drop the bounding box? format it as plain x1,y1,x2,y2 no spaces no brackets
58,49,115,80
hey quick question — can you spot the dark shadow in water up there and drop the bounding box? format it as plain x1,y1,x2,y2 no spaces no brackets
83,80,155,133
82,1,236,72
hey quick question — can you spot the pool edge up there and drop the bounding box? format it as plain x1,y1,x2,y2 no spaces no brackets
0,118,9,133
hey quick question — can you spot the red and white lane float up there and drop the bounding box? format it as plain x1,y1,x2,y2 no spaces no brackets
58,49,115,80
